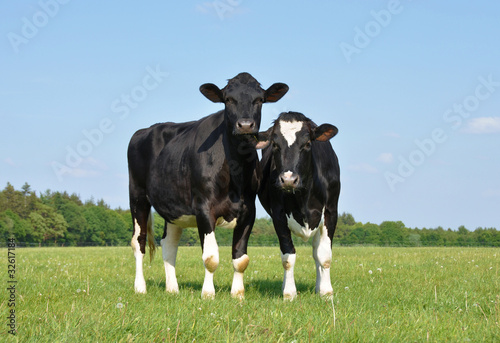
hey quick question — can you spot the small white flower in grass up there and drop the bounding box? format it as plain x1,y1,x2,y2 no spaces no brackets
368,270,373,274
377,268,382,272
359,264,363,267
490,267,493,270
77,289,81,293
345,287,349,291
116,303,123,309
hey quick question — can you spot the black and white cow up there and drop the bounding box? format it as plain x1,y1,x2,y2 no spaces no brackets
257,111,340,300
128,73,288,299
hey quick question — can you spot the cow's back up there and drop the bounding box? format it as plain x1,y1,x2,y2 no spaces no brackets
128,121,195,188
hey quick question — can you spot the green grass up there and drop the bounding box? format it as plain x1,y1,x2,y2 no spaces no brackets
1,246,499,342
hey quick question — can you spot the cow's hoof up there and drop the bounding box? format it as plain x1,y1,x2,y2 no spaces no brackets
201,291,215,300
166,287,179,294
134,281,147,294
231,290,245,300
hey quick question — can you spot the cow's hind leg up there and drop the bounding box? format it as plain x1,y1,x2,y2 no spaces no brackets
161,223,182,293
131,203,153,294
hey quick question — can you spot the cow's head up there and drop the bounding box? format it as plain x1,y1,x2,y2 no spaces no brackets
258,112,338,192
200,73,289,136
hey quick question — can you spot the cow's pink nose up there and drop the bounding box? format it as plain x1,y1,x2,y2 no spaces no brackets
279,171,299,189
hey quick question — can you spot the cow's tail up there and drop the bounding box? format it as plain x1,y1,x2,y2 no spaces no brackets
147,211,156,263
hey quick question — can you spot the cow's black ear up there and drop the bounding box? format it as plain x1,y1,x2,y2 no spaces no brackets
200,83,224,103
255,127,273,149
313,124,338,142
264,83,289,103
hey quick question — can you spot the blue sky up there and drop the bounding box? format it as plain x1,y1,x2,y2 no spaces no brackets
1,1,499,230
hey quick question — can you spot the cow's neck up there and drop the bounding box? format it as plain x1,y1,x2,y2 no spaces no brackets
284,177,322,226
223,129,258,185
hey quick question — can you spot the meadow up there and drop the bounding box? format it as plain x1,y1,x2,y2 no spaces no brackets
1,245,498,342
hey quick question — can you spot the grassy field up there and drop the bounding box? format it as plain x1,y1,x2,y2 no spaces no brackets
1,245,498,342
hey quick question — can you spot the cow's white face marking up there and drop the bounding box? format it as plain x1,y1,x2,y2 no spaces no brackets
279,120,303,147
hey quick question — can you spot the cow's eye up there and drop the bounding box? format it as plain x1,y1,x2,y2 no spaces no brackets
303,141,312,150
226,98,236,105
272,142,281,151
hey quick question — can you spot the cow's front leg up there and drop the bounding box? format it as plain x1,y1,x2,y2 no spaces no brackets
281,251,297,300
230,212,254,299
197,213,219,299
160,223,182,294
312,222,333,297
273,215,297,300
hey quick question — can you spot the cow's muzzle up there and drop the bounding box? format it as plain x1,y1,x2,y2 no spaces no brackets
235,119,257,135
279,171,300,191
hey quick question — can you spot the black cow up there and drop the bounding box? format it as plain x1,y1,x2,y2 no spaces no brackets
128,73,288,299
257,111,340,300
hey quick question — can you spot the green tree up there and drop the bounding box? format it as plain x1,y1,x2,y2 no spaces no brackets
29,203,68,243
379,221,409,246
0,210,31,242
339,212,356,226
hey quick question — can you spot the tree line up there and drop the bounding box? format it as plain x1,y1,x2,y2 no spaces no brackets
0,183,498,247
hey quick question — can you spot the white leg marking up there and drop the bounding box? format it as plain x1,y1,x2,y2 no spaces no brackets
312,224,333,297
201,232,219,299
281,253,297,300
231,254,249,299
132,219,147,294
160,223,182,294
279,120,303,147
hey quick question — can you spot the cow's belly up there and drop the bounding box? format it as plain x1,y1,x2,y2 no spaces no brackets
286,212,323,242
172,215,237,229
